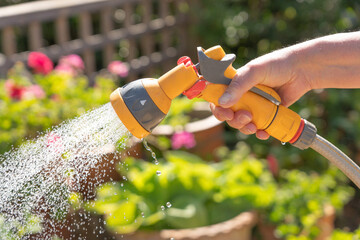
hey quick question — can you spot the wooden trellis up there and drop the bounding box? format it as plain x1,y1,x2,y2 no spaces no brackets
0,0,191,79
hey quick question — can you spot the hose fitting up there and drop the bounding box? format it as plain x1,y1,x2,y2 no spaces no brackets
291,119,317,150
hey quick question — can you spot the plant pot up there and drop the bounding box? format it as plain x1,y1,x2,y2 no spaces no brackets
257,205,335,240
151,102,224,161
72,137,143,201
73,144,123,200
119,211,257,240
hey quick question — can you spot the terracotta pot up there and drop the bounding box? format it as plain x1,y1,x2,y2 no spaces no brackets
72,138,143,201
258,205,335,240
151,102,224,161
316,205,336,240
73,144,123,200
120,211,257,240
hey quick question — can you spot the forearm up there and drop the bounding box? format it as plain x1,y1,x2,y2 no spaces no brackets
292,31,360,90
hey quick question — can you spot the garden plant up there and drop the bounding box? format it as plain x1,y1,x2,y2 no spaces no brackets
1,0,360,238
86,143,353,239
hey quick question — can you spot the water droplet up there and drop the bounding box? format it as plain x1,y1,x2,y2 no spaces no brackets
156,170,161,176
0,103,131,235
161,205,165,211
166,202,172,208
141,212,145,218
281,141,286,145
143,139,159,165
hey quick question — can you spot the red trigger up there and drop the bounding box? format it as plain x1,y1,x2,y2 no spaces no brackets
183,79,207,99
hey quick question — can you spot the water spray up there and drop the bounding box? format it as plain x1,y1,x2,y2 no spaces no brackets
110,45,360,189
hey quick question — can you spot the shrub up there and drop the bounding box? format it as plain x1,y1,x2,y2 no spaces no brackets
0,53,126,154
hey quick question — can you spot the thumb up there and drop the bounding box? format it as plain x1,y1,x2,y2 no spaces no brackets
218,66,259,108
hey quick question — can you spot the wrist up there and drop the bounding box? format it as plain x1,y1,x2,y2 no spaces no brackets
290,32,360,90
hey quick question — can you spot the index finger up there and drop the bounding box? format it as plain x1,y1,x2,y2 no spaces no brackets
219,65,260,108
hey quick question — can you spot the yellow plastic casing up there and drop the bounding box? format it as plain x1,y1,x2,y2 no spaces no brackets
157,63,200,99
110,63,199,139
199,46,302,143
142,78,172,114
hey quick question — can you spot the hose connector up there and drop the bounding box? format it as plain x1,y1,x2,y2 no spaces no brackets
291,119,317,150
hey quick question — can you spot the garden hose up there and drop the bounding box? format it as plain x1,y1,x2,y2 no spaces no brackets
310,134,360,188
110,45,360,189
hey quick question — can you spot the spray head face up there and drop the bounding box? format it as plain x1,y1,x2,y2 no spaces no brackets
110,79,169,139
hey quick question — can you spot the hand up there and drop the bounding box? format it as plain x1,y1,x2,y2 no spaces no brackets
211,46,312,139
210,32,360,140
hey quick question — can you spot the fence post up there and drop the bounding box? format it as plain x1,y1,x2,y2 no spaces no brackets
28,21,43,50
55,15,70,44
160,0,172,71
2,26,16,56
79,11,95,74
124,2,137,81
101,7,114,67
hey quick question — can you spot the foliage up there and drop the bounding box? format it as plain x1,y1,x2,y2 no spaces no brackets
86,143,274,234
193,0,360,173
331,227,360,240
194,0,360,67
264,167,354,239
160,97,205,127
0,56,119,154
87,143,353,237
0,213,42,240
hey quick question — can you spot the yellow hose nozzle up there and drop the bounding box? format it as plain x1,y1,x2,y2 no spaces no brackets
110,45,360,189
110,45,302,143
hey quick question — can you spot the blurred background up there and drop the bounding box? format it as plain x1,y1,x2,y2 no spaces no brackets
1,0,360,239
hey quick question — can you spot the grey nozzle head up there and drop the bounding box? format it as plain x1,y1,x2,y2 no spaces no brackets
120,79,166,132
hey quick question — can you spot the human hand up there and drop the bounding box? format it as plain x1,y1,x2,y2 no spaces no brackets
211,46,312,139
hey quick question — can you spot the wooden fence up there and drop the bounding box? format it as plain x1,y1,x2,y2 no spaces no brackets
0,0,192,79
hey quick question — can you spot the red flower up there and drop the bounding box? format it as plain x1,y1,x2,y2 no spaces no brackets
266,154,279,176
107,61,129,77
171,131,196,149
5,79,46,100
28,52,54,75
5,80,25,100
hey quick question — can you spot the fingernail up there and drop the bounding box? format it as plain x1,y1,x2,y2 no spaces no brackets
245,124,257,134
238,114,251,125
219,92,232,105
257,131,269,140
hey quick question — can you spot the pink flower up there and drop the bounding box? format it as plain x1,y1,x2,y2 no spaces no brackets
28,52,54,75
4,79,26,100
46,132,64,154
171,131,196,149
266,154,279,176
55,64,76,76
23,85,46,100
5,80,46,100
107,60,129,77
59,54,84,70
